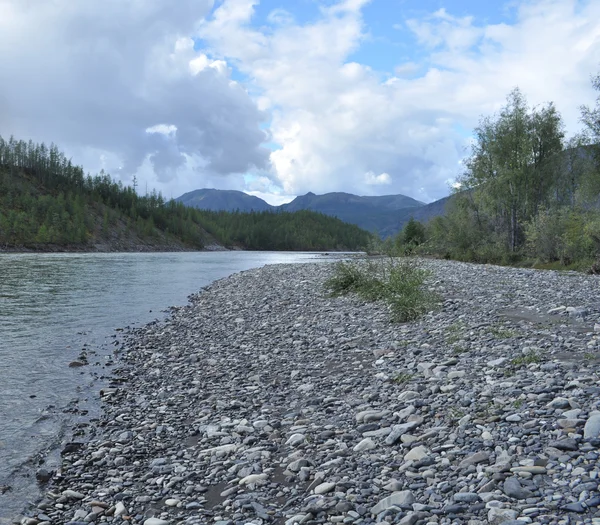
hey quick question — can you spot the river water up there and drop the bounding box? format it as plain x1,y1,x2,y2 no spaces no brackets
0,251,338,519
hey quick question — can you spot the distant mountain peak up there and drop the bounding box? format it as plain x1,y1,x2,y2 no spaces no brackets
175,188,450,238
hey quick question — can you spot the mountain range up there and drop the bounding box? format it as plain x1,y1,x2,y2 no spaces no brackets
176,189,452,237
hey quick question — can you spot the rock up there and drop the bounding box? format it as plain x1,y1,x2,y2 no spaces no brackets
453,492,480,503
488,508,518,525
239,473,268,485
503,477,534,500
547,397,572,409
404,445,428,461
35,469,53,483
584,413,600,439
548,438,579,451
562,502,586,513
510,466,547,474
114,502,127,517
459,451,490,468
62,490,85,500
353,438,376,452
385,419,423,445
371,491,416,514
314,482,336,494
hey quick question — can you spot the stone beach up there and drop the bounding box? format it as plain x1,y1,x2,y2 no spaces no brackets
15,259,600,525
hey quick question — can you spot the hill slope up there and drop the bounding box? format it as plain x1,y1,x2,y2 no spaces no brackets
0,136,372,252
177,189,272,212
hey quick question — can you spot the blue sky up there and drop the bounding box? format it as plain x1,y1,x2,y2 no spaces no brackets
2,0,599,205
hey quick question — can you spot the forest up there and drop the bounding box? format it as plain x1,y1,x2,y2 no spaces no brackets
391,72,600,272
0,137,371,252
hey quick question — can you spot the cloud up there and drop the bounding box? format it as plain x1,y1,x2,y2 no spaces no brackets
200,0,600,202
365,171,392,185
0,0,269,197
1,0,600,204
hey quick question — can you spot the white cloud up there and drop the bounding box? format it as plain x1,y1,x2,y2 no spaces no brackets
146,124,178,135
200,0,600,202
0,0,269,197
1,0,599,204
365,171,392,185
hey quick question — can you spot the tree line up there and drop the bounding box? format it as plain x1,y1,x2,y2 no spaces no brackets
0,137,371,251
392,72,600,271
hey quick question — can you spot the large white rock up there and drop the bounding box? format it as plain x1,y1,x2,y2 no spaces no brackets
286,433,305,447
314,482,336,494
371,491,416,514
114,502,127,517
144,519,170,525
404,445,428,462
238,473,268,485
353,438,376,452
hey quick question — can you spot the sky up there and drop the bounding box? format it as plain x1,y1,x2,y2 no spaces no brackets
0,0,599,205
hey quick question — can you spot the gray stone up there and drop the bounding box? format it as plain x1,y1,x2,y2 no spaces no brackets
385,419,423,445
584,414,600,439
503,477,534,500
459,451,490,468
371,491,416,514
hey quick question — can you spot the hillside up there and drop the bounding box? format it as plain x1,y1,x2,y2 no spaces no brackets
177,188,272,212
0,136,372,252
380,195,453,238
176,189,434,237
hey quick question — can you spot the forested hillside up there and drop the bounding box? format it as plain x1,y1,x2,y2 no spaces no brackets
0,137,371,252
392,73,600,271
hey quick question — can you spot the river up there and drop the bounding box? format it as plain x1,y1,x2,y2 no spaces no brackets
0,251,340,519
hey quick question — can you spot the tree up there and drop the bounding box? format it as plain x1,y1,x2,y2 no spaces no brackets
460,88,564,251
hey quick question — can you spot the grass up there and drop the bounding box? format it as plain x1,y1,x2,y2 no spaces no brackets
324,259,440,322
392,372,414,384
445,321,466,344
510,351,543,367
488,324,516,339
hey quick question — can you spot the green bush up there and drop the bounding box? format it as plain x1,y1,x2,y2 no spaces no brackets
325,259,439,322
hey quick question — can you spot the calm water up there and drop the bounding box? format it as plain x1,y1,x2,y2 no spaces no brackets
0,251,338,518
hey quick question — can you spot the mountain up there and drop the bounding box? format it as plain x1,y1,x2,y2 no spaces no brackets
176,188,445,237
382,195,453,238
176,189,273,212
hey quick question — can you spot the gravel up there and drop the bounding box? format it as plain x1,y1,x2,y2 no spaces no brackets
14,258,600,525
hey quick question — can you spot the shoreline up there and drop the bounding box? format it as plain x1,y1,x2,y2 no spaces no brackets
12,259,600,524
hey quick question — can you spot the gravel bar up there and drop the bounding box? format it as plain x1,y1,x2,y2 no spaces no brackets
16,259,600,525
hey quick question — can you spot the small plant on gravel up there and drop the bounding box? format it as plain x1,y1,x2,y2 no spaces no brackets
325,259,439,322
324,262,371,296
392,372,413,384
510,351,543,367
488,324,516,339
445,322,464,343
452,344,469,355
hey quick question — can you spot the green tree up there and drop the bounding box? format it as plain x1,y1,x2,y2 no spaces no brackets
460,88,564,252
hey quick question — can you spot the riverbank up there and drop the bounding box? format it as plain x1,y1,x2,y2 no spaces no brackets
15,259,600,524
0,242,226,254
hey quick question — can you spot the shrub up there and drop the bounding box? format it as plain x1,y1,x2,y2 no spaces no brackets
325,259,439,322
